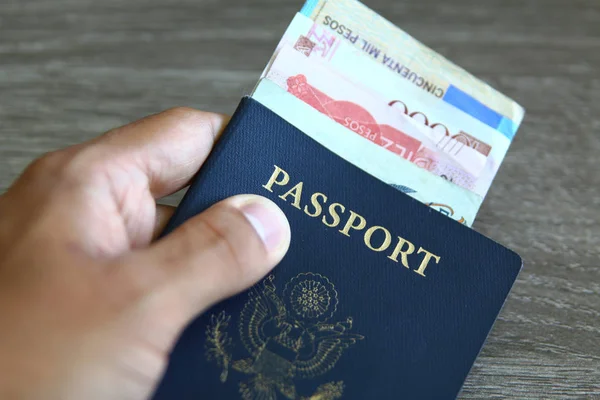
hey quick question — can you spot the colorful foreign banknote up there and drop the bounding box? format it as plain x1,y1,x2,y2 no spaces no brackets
251,78,483,226
300,0,525,137
261,28,488,177
260,12,522,198
263,45,485,195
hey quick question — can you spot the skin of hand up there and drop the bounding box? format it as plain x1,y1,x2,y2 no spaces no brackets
0,108,291,400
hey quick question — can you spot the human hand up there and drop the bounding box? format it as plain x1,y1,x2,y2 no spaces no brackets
0,108,291,400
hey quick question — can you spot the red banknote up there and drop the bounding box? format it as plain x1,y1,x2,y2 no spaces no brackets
265,46,479,194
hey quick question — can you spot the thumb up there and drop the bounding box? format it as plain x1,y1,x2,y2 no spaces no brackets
130,194,291,323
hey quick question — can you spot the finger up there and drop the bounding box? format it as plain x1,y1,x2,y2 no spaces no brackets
153,204,176,241
127,194,291,321
91,107,230,198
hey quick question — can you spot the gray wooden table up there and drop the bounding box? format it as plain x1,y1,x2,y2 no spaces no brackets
1,0,599,398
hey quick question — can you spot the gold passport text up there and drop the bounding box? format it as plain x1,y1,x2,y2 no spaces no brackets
263,165,441,277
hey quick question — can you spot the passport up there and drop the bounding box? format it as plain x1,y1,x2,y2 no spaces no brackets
151,97,523,400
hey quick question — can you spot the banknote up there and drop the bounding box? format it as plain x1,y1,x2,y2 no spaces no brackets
300,0,525,138
264,45,488,195
261,12,515,197
262,24,488,176
251,78,483,226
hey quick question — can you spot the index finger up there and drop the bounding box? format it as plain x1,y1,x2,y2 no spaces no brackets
91,107,229,198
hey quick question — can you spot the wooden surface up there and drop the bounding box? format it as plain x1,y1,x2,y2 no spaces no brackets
1,0,599,398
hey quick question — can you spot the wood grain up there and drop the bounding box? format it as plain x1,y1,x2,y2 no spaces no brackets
1,0,599,397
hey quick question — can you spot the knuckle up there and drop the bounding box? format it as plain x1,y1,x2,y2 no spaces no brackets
161,107,225,140
26,150,68,178
162,106,202,119
63,146,119,184
200,218,246,274
62,146,110,177
197,207,260,277
26,145,115,188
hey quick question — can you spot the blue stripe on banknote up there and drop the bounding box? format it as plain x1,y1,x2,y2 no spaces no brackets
300,0,320,16
497,117,519,140
443,85,517,140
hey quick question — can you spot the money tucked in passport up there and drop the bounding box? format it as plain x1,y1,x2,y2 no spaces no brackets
258,11,525,220
252,78,483,225
152,1,525,399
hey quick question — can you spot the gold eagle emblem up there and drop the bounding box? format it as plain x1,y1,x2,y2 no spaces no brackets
205,272,364,399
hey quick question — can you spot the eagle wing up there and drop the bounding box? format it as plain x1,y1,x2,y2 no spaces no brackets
295,331,364,379
238,277,286,356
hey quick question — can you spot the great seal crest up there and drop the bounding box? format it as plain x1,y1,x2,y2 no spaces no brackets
205,273,363,400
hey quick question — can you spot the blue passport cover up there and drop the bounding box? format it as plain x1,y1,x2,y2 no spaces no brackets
152,97,522,400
